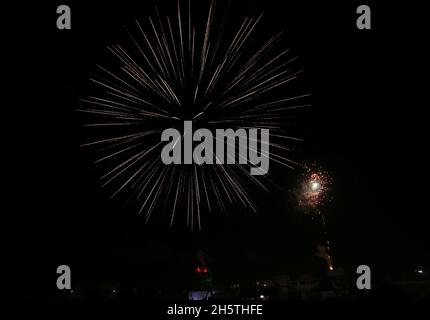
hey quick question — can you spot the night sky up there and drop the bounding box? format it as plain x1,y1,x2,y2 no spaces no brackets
3,0,429,298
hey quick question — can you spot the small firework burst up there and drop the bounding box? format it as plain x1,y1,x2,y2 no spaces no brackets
297,165,331,211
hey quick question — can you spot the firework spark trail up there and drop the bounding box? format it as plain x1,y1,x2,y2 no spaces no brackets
204,144,257,211
78,0,309,229
295,165,334,268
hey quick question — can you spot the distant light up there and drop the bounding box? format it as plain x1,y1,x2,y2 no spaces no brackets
417,269,424,274
113,289,116,293
329,266,334,271
195,266,208,273
259,295,265,299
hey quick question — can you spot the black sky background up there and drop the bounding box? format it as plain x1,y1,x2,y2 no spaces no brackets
3,0,429,297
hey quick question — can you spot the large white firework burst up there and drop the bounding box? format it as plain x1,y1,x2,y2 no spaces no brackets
78,0,310,230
